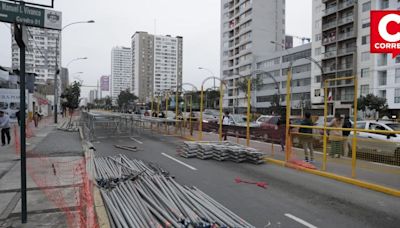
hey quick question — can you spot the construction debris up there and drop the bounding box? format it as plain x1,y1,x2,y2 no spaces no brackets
58,119,79,132
94,154,255,228
114,145,138,152
178,142,266,165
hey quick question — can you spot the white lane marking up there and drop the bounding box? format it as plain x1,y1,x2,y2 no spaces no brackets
161,153,197,170
284,213,318,228
130,137,143,144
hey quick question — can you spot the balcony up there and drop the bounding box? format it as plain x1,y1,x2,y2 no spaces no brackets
323,50,337,59
323,6,337,16
339,93,355,102
323,65,337,73
338,31,355,41
337,47,356,56
337,63,353,71
337,15,354,26
338,0,355,11
322,21,337,31
322,35,337,45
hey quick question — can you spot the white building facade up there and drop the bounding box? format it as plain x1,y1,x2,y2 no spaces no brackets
111,46,132,104
11,27,61,84
220,0,286,111
311,0,400,116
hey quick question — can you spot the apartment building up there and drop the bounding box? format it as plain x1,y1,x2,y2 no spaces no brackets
224,43,312,114
11,27,61,85
111,46,132,104
311,0,400,116
131,32,183,102
221,0,286,111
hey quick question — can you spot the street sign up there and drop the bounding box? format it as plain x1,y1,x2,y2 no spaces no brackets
0,0,61,30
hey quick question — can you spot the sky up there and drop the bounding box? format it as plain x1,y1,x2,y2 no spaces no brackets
0,0,312,97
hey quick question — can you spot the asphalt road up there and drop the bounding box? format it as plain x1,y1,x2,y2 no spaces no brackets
93,128,400,228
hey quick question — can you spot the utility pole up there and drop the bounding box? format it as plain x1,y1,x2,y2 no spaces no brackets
14,20,28,223
54,35,59,123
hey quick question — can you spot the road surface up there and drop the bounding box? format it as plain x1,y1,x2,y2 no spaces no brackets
93,128,400,228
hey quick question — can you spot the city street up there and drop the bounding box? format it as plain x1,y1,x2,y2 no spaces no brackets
93,121,400,228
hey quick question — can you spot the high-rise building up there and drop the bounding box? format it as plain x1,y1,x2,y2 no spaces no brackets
131,32,183,102
221,0,286,111
89,89,98,103
311,0,400,116
111,46,132,104
11,27,61,85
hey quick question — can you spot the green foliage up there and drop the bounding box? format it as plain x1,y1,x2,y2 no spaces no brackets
357,94,388,112
117,89,138,109
60,81,81,110
236,76,263,96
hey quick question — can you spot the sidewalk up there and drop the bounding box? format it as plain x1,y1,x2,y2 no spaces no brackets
179,127,400,191
0,116,85,228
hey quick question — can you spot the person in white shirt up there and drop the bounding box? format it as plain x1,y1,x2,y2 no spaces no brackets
222,111,230,140
0,111,11,146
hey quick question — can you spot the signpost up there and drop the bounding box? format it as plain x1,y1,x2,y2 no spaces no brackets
0,0,62,224
0,0,61,30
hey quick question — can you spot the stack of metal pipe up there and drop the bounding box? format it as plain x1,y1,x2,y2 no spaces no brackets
94,155,254,228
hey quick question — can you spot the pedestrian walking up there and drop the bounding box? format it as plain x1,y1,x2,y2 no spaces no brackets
33,111,40,128
277,113,286,152
0,111,11,146
299,112,314,163
222,111,230,141
342,115,352,157
15,110,20,126
328,113,343,158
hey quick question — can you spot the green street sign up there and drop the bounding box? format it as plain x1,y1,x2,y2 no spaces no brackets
0,0,61,30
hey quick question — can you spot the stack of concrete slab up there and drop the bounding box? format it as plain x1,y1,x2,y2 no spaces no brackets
197,143,214,159
178,142,198,158
178,141,265,164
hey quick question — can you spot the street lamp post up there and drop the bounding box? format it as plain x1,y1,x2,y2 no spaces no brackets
54,20,94,124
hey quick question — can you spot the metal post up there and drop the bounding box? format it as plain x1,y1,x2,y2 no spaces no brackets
351,77,358,178
199,85,204,141
165,93,168,133
246,78,251,146
219,83,224,142
16,22,28,223
285,69,292,162
323,81,328,171
175,89,179,131
189,95,193,137
54,35,59,124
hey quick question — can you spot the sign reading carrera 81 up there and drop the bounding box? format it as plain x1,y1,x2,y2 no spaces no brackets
371,10,400,58
0,0,61,30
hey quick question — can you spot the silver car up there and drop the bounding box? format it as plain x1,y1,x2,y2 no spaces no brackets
346,121,400,162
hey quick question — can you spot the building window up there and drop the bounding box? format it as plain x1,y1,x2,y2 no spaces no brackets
377,54,387,66
396,56,400,63
396,68,400,83
381,0,389,9
361,35,370,45
314,89,321,97
379,90,387,98
315,47,321,55
361,52,370,61
362,19,370,28
360,85,369,96
395,89,400,103
315,75,321,83
361,68,370,78
362,1,371,12
378,71,387,86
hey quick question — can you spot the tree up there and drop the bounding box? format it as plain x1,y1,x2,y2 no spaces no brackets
60,81,81,124
357,94,388,116
104,96,112,109
236,76,263,96
117,89,138,111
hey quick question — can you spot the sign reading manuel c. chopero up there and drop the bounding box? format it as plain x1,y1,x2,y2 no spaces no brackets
0,0,61,30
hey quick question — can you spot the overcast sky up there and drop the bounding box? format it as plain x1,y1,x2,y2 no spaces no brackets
0,0,312,97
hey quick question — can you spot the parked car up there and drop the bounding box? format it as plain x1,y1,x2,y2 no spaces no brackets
258,116,301,143
256,115,273,126
346,121,400,162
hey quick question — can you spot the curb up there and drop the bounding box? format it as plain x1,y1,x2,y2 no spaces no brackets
265,158,400,197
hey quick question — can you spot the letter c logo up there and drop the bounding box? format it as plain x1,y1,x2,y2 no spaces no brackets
379,13,400,42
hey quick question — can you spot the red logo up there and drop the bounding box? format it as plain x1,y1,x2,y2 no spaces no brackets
371,11,400,58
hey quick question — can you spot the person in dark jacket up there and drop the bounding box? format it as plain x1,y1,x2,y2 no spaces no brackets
299,112,314,162
342,115,352,156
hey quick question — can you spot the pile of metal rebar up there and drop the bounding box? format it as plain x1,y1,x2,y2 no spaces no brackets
94,155,254,228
